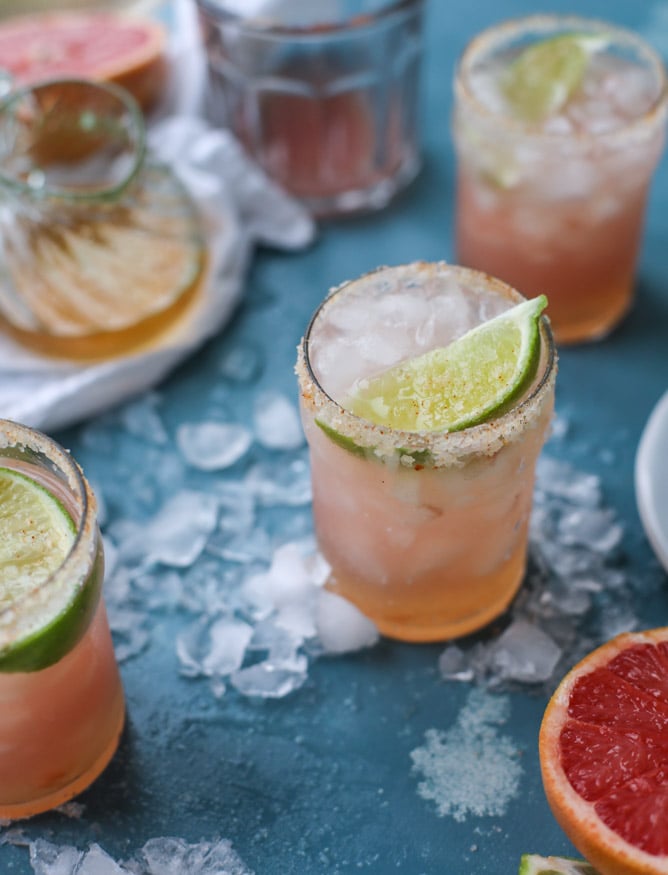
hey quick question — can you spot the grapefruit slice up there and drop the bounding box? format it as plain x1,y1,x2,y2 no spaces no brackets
0,11,167,111
539,628,668,875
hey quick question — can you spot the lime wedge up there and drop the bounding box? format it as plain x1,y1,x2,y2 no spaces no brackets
345,295,547,433
503,33,608,122
519,855,600,875
0,467,101,673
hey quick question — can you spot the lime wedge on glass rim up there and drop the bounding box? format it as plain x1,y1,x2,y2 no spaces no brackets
519,854,600,875
344,295,548,434
502,33,609,122
0,467,100,672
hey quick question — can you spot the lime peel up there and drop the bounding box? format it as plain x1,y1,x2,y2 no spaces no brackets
502,33,609,122
344,295,548,434
0,466,101,673
519,854,600,875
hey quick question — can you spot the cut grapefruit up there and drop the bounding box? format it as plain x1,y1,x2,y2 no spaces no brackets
540,628,668,875
0,11,166,111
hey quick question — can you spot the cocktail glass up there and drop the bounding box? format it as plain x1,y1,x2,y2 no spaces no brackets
0,420,124,818
296,262,556,642
453,15,668,344
196,0,425,217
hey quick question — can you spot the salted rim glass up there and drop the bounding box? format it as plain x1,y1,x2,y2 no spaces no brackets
297,263,557,469
0,77,146,202
0,419,99,656
455,14,668,145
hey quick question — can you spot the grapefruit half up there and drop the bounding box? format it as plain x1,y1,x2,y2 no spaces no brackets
540,628,668,875
0,11,166,111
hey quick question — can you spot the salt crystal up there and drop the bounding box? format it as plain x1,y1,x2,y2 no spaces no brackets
410,689,523,821
253,391,304,451
176,422,252,471
315,590,379,654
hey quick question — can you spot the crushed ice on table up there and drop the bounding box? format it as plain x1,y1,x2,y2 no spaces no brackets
27,836,253,875
82,381,655,699
437,455,650,692
176,421,252,471
253,391,304,451
410,688,523,821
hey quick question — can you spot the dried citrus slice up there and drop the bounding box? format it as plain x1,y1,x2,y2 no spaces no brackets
345,295,547,433
503,33,608,122
519,855,599,874
0,467,101,672
539,628,668,875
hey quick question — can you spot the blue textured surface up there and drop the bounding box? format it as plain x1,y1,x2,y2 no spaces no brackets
2,1,668,873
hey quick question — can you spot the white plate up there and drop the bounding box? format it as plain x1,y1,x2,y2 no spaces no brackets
636,389,668,573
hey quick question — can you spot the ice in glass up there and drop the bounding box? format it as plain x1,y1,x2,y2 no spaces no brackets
296,262,556,642
0,421,124,818
453,16,668,343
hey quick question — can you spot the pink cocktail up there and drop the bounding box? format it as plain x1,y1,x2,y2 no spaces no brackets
453,16,668,344
0,421,124,819
296,263,556,642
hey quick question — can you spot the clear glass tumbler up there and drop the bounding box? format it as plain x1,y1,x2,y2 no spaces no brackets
296,262,557,642
196,0,425,217
0,419,124,818
453,16,668,344
0,78,205,359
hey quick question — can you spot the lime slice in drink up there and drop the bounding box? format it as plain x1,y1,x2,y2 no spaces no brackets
0,467,101,672
503,33,608,122
519,854,599,874
345,295,547,433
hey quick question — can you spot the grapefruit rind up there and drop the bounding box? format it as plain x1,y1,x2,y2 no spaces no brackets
539,628,668,875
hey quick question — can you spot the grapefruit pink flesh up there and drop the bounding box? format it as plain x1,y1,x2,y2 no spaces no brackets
541,632,668,871
0,12,166,110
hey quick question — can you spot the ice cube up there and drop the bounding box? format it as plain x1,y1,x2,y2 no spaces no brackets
79,845,128,875
138,837,252,875
253,391,304,451
120,393,168,445
219,342,263,383
230,655,308,698
176,422,252,471
557,506,623,553
490,620,562,684
29,839,84,875
176,616,253,679
114,491,219,568
438,645,475,682
244,458,312,506
315,590,378,654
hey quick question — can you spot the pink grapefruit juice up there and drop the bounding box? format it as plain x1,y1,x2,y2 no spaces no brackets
453,16,668,344
296,263,556,642
0,422,124,819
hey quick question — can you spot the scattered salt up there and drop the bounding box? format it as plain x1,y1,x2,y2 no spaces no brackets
410,689,523,821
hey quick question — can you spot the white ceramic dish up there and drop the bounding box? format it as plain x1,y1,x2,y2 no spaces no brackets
635,389,668,573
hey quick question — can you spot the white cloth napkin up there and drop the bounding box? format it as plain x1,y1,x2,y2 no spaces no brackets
0,1,316,432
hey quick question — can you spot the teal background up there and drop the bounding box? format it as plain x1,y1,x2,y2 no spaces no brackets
2,1,668,872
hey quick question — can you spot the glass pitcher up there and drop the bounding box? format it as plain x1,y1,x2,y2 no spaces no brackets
0,78,206,359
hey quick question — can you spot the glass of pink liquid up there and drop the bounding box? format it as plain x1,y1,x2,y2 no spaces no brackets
196,0,424,217
453,16,668,344
0,420,124,819
296,263,556,642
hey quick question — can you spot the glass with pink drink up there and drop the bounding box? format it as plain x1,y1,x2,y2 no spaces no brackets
453,16,668,344
0,420,124,818
296,262,556,642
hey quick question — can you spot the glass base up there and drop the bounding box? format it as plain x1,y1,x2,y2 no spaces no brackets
300,153,422,219
0,702,125,820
